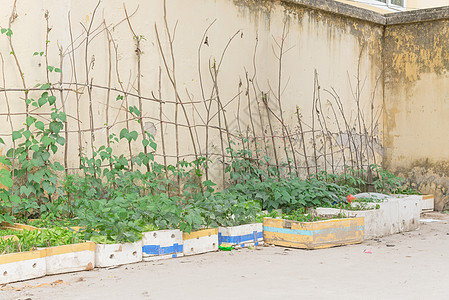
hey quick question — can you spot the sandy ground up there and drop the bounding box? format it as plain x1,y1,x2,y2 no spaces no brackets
1,212,449,300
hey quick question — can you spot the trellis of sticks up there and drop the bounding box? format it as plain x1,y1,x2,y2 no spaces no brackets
0,0,383,189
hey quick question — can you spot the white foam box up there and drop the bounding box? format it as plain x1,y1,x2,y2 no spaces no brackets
316,207,381,239
45,242,96,275
95,241,142,268
394,195,421,232
421,194,434,212
218,223,263,248
142,229,183,261
183,228,218,256
0,250,46,284
316,195,421,239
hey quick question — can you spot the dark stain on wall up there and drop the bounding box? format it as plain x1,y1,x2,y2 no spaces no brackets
384,20,449,84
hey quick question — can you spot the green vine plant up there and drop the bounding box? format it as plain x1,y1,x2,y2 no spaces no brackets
6,87,66,220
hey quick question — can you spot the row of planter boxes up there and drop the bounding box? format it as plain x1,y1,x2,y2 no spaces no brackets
263,195,428,248
0,242,96,285
0,195,430,284
0,224,264,284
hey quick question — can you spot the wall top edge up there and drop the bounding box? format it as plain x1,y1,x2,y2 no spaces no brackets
385,6,449,25
283,0,449,25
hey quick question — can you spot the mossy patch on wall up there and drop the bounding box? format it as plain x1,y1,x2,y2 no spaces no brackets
384,20,449,84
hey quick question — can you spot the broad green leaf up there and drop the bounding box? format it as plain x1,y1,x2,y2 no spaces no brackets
0,156,11,166
50,144,58,154
35,121,45,131
42,181,56,195
26,116,36,126
20,185,33,197
0,169,12,188
52,162,64,171
9,195,21,204
12,131,22,141
23,130,32,139
48,95,56,105
119,128,129,140
49,122,62,134
129,131,138,141
38,97,47,106
40,83,51,90
41,136,53,147
56,136,65,145
41,152,50,162
58,112,67,122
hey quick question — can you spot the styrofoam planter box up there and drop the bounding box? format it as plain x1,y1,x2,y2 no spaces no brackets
263,217,364,249
142,229,183,261
183,228,218,256
316,195,421,239
0,250,46,284
383,195,421,233
45,242,96,275
394,195,421,232
316,207,384,240
95,241,142,268
218,223,263,248
421,194,434,212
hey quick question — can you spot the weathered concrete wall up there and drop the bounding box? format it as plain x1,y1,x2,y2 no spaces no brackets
383,17,449,210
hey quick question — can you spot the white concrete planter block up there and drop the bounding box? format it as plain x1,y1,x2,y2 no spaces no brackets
45,242,96,275
95,241,142,268
218,223,263,248
142,229,183,261
316,195,421,239
0,250,46,284
183,228,218,256
421,194,434,212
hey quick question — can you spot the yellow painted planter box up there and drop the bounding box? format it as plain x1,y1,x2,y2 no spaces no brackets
44,242,96,275
0,249,46,284
183,228,218,256
263,217,364,249
421,194,434,212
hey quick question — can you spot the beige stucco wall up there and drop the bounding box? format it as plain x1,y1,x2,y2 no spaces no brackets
0,0,384,186
335,0,449,12
383,19,449,210
407,0,449,10
335,0,393,13
2,0,449,209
